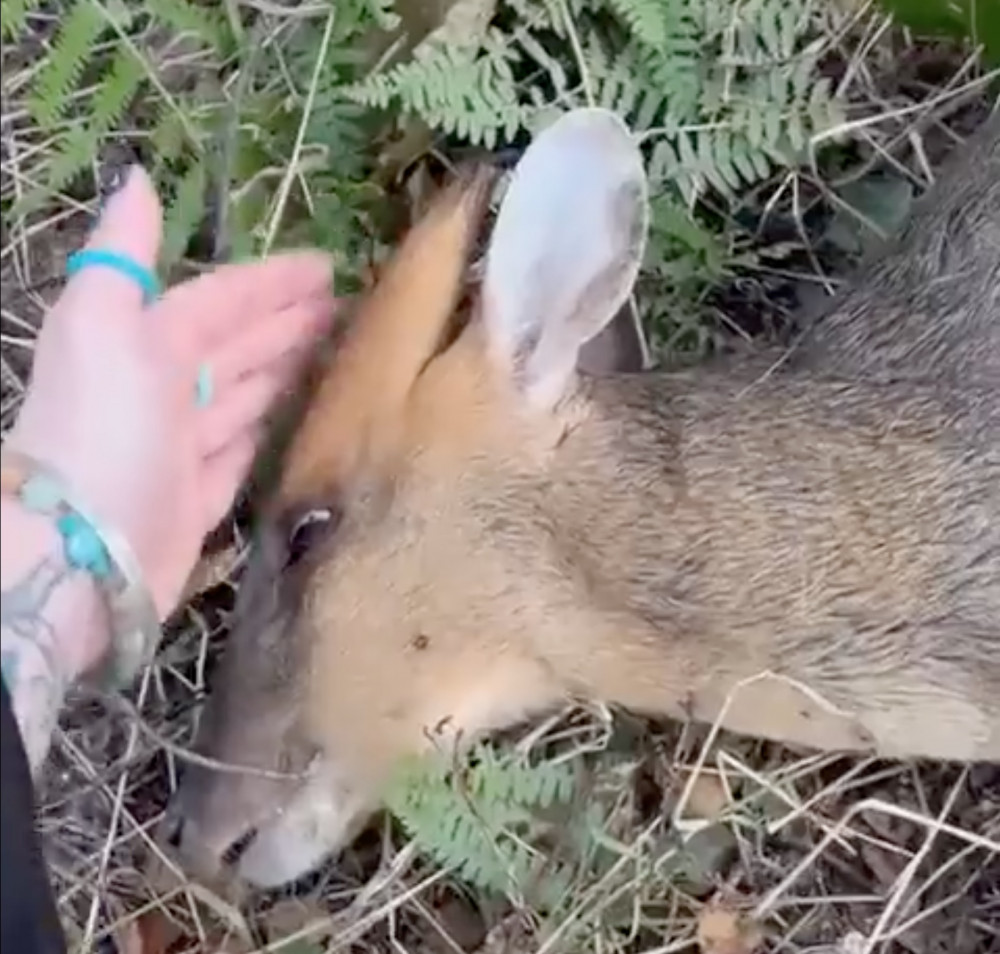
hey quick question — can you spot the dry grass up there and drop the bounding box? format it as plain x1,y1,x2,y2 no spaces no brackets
2,4,999,953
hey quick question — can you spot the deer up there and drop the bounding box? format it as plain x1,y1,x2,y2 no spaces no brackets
163,107,1000,889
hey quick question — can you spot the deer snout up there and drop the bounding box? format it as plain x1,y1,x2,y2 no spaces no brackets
157,730,310,886
228,763,373,888
157,801,254,887
160,755,375,890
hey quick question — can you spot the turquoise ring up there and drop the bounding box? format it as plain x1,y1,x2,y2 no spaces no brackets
195,363,214,408
66,249,160,304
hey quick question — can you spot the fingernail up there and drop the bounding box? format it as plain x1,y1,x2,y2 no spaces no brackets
96,167,124,212
95,164,140,217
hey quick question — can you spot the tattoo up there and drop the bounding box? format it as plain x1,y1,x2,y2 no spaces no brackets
1,555,73,773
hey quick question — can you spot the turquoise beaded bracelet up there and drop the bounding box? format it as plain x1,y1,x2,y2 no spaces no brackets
1,448,161,689
17,470,114,579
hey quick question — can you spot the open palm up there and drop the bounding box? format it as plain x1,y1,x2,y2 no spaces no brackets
7,167,336,618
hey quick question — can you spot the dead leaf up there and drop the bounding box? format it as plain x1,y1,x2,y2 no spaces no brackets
127,901,254,953
126,911,183,954
115,921,154,954
679,770,731,822
697,897,764,954
181,542,243,602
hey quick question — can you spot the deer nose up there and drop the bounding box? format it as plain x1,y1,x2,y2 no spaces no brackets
158,797,260,881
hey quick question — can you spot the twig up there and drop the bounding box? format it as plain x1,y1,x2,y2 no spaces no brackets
261,5,335,252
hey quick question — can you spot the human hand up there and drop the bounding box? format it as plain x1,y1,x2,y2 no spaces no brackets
6,166,335,626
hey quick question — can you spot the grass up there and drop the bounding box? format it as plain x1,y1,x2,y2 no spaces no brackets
2,2,1000,952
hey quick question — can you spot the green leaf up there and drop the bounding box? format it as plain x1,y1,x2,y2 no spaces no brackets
1,0,46,41
160,160,208,271
27,1,107,129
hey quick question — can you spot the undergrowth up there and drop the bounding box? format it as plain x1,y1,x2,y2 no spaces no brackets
383,730,723,946
4,0,856,348
386,741,582,906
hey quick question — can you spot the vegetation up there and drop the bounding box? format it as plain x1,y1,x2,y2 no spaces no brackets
4,0,855,352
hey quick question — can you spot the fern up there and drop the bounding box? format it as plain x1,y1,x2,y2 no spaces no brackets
7,0,848,353
346,34,528,149
12,129,95,218
386,742,578,900
357,0,403,31
12,46,145,217
159,159,208,270
145,0,229,52
8,0,224,268
346,0,844,207
148,105,192,166
27,1,109,130
0,0,46,42
606,0,674,47
90,47,147,132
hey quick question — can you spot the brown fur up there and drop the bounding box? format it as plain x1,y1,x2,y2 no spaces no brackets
279,168,495,503
165,112,1000,888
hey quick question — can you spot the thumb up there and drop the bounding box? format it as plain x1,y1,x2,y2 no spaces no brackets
62,165,164,312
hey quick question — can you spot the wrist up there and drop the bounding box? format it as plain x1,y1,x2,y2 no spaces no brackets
1,494,112,681
1,447,163,689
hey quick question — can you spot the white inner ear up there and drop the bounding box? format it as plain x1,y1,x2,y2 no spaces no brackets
482,107,649,407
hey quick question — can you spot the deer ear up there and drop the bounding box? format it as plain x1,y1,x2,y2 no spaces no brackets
481,107,649,408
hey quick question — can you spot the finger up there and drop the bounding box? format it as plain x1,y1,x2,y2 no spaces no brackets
208,294,336,387
60,166,163,313
197,359,301,458
153,251,334,353
201,432,259,530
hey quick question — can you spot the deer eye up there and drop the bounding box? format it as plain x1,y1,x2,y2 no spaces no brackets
286,508,335,567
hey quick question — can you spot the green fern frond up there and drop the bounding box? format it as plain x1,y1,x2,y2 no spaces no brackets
10,128,96,218
149,105,191,165
15,48,147,216
584,25,699,132
0,0,46,41
43,128,98,187
160,159,208,270
344,0,845,207
606,0,672,47
387,742,579,899
90,47,146,133
608,0,700,55
724,0,809,63
145,0,229,52
27,1,108,130
586,37,647,120
357,0,403,30
650,127,781,201
346,38,527,148
505,0,565,32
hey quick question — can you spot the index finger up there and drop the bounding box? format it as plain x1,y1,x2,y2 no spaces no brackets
153,251,334,355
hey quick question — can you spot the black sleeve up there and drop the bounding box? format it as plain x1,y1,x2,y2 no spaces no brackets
1,676,67,954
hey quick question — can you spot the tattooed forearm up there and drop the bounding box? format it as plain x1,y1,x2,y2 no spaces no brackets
1,555,74,773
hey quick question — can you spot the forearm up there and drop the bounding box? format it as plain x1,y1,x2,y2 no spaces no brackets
1,496,110,774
